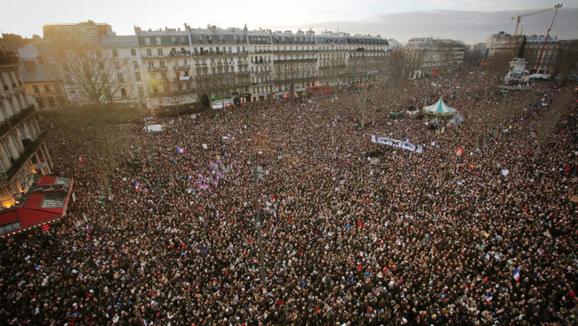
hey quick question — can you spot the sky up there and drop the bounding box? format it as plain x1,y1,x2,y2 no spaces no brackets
1,0,576,45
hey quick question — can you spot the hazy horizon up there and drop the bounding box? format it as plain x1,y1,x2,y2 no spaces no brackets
1,1,577,45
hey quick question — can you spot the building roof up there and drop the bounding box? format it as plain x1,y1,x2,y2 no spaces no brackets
19,61,60,83
0,176,74,237
100,35,140,48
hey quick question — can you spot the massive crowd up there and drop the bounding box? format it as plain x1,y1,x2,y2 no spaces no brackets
0,72,576,326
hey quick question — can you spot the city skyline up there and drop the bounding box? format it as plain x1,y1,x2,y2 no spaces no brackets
1,0,577,45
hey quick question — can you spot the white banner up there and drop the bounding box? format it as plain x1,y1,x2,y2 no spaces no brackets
371,135,423,153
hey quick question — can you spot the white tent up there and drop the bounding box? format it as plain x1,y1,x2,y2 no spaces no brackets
423,97,457,116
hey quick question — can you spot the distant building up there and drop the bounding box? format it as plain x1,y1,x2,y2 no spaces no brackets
405,37,466,78
0,44,52,211
18,40,67,109
486,31,563,75
524,34,562,75
486,31,522,59
43,20,115,46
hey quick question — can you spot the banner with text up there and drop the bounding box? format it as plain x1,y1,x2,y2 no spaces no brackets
371,135,423,153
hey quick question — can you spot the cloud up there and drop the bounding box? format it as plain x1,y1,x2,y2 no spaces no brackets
295,8,578,45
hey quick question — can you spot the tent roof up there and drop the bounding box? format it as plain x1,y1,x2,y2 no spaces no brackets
423,97,457,115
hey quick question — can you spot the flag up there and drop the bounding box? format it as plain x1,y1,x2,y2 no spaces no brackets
135,183,141,191
486,295,493,303
79,156,85,163
456,147,463,156
274,206,277,218
176,147,185,154
514,268,520,282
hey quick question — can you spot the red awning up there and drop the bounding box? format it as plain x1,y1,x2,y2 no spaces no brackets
0,176,74,236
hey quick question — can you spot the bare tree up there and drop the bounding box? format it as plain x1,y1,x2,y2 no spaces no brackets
59,50,127,107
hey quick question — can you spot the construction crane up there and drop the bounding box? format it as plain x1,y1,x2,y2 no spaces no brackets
536,3,563,74
511,5,558,36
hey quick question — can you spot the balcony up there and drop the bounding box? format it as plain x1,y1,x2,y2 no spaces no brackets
174,64,191,71
273,49,318,53
0,105,36,137
148,66,168,72
0,51,19,66
251,81,272,86
142,54,167,59
273,58,317,64
0,131,46,183
274,77,314,85
169,51,192,57
10,105,36,126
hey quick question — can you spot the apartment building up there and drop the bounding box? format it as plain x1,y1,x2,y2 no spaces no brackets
405,37,466,79
486,31,565,75
0,44,52,210
38,22,390,114
18,40,67,109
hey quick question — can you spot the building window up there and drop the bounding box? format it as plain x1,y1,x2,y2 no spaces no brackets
131,48,136,56
138,87,144,97
44,85,51,92
133,61,138,69
158,48,163,56
117,73,124,82
146,48,152,56
112,49,118,58
159,61,165,68
148,61,154,69
135,72,141,81
156,37,161,45
47,97,55,107
145,38,151,46
32,85,39,93
54,85,61,93
121,88,127,98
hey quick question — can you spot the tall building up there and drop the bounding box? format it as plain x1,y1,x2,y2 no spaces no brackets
0,44,52,210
